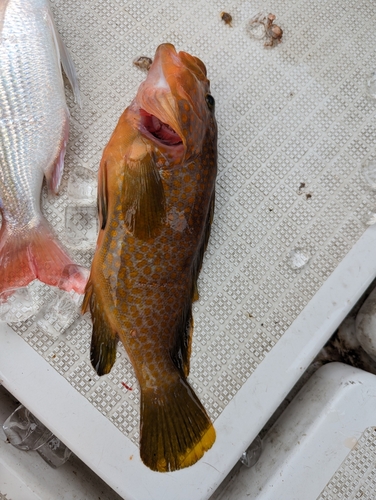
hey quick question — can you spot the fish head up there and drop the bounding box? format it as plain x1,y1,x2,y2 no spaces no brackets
134,43,216,165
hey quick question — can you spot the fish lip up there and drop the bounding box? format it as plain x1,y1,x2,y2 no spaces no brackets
139,108,184,148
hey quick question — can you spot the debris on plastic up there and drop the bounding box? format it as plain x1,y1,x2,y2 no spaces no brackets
247,13,267,40
240,435,263,467
247,13,283,47
297,182,312,199
121,382,133,391
220,12,233,26
366,71,376,100
133,56,153,71
361,158,376,190
0,286,39,323
297,182,306,195
288,248,310,270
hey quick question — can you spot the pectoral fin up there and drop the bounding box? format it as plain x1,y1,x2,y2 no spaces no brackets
45,4,82,106
122,153,165,240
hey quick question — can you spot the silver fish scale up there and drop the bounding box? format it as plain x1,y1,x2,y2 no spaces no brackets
0,0,68,228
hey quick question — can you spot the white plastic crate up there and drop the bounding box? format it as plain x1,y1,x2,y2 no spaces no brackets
217,362,376,500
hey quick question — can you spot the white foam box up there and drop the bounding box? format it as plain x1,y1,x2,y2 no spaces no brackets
217,362,376,500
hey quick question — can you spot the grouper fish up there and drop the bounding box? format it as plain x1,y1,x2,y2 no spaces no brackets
83,43,217,472
0,0,86,297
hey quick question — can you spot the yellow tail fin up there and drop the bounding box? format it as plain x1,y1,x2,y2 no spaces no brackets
140,378,216,472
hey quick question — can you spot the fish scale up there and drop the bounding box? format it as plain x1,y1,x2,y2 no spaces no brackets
0,0,65,224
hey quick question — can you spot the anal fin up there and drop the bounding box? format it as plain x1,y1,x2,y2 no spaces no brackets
171,305,193,378
44,111,69,194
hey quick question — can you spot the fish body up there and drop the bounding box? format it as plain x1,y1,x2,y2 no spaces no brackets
83,44,217,471
0,0,86,296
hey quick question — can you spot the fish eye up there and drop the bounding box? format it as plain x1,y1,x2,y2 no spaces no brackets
205,94,215,110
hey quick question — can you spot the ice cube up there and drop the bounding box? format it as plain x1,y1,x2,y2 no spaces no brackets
37,290,80,338
65,205,98,249
67,166,97,204
0,286,39,323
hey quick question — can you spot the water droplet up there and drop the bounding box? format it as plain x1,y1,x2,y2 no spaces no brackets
289,248,310,269
361,159,376,189
365,211,376,226
366,71,376,100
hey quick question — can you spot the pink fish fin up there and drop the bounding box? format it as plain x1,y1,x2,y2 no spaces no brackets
82,281,118,375
44,111,69,195
45,4,82,107
140,378,216,472
0,221,36,297
0,217,88,298
122,153,166,240
191,190,215,302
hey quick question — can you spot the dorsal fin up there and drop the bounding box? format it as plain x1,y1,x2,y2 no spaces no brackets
191,191,215,302
170,191,215,377
122,153,165,240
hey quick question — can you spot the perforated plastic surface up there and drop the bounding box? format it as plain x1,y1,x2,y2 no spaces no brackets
7,0,376,448
318,427,376,500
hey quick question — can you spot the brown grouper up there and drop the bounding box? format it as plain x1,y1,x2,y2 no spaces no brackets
83,43,217,472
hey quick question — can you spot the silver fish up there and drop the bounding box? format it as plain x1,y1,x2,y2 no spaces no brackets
0,0,86,297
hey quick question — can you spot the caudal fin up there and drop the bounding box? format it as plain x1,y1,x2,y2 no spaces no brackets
0,218,87,297
140,378,216,472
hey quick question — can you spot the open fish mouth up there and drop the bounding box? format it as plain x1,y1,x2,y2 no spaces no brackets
140,109,182,146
